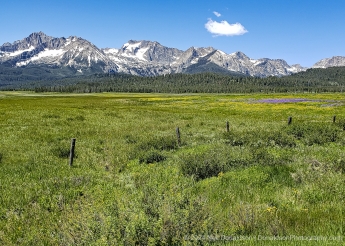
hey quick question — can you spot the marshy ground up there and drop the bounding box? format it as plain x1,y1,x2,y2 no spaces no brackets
0,92,344,245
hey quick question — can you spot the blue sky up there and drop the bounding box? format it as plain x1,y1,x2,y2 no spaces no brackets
1,0,344,67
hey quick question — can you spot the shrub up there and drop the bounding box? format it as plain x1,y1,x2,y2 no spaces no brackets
333,158,345,174
139,151,166,164
131,135,178,162
124,134,137,144
51,146,74,159
223,129,297,148
137,135,179,151
180,150,223,180
52,146,70,158
223,131,252,146
285,123,341,145
335,118,345,130
267,131,296,148
251,147,274,165
42,114,60,119
66,115,85,121
179,145,251,180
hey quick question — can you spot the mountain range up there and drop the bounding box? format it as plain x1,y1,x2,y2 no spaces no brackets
1,32,345,82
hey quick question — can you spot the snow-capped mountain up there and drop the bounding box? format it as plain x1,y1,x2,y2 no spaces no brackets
102,40,307,77
0,32,116,74
173,49,306,77
313,56,345,68
0,32,308,78
102,40,183,76
117,40,183,64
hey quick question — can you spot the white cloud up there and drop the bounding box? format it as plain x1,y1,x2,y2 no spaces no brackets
205,18,248,36
213,11,221,17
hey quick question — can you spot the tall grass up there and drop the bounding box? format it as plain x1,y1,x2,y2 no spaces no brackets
0,92,343,245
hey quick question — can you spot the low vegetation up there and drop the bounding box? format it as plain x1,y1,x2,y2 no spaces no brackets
0,92,343,245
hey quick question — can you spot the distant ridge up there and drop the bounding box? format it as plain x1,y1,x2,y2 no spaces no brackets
313,56,345,69
0,32,311,84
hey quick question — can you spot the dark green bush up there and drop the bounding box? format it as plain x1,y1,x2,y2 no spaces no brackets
42,114,60,119
180,151,223,180
67,115,85,121
285,124,306,139
124,134,137,144
335,118,345,130
179,143,293,180
51,146,71,159
179,146,251,180
137,135,179,151
223,129,296,148
251,147,292,166
132,135,177,162
267,131,297,147
251,147,274,165
333,158,345,174
139,151,166,164
224,123,342,149
285,123,341,145
223,131,252,146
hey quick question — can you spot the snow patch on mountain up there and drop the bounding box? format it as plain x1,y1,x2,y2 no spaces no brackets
4,46,35,57
116,41,153,62
121,46,149,61
16,48,64,66
103,48,119,54
34,48,64,59
217,50,227,56
0,32,314,77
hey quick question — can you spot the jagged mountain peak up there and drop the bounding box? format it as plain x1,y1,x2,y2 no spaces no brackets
291,64,304,68
22,31,50,42
180,46,215,57
1,32,50,52
28,31,49,38
184,46,199,55
313,56,345,68
120,40,165,51
0,32,116,75
230,51,249,59
0,32,318,79
0,32,70,54
126,39,160,45
115,39,183,65
23,32,53,46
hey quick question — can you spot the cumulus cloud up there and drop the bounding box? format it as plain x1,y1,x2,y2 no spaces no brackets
205,18,248,36
213,11,221,17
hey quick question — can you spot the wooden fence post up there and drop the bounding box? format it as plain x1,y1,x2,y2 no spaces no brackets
288,116,292,125
69,138,76,167
226,121,230,132
176,127,181,146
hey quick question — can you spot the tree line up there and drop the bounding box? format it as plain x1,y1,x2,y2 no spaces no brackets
7,66,345,93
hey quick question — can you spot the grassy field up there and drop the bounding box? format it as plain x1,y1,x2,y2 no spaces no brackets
0,91,344,245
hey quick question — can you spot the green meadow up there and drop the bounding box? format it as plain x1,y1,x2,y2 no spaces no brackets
0,91,344,245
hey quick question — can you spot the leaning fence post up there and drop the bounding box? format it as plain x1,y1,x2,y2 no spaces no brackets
288,116,292,125
176,127,181,146
333,115,336,123
226,121,230,132
69,138,76,167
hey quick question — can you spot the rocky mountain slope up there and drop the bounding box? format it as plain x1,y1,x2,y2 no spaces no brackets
313,56,345,68
0,32,115,75
4,31,342,81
